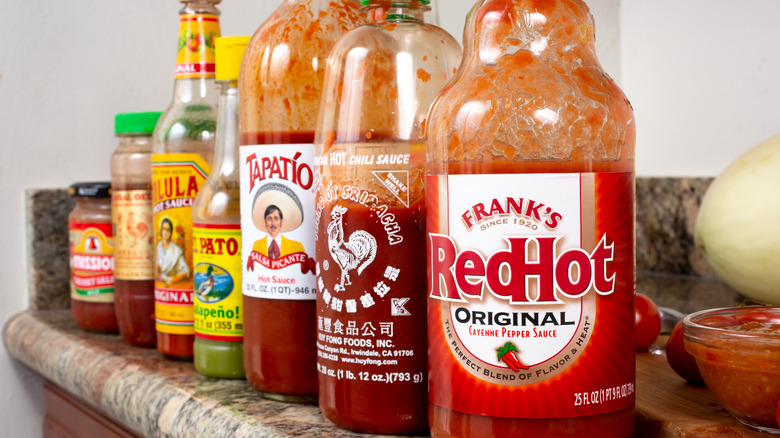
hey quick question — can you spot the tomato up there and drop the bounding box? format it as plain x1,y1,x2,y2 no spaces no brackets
777,398,780,429
635,293,661,350
666,321,704,384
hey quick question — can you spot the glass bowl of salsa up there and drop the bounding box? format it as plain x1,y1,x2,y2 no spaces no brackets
684,306,780,433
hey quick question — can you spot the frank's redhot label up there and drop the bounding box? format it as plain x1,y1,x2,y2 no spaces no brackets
426,172,635,419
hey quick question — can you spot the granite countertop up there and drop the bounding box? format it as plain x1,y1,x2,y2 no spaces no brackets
2,272,747,438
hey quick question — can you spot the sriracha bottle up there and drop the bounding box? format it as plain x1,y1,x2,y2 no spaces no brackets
314,0,460,433
425,0,636,436
152,0,221,359
238,0,363,402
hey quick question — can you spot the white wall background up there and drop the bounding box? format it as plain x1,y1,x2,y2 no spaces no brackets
2,0,778,434
622,0,780,176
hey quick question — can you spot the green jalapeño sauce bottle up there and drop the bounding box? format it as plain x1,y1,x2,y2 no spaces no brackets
192,36,250,378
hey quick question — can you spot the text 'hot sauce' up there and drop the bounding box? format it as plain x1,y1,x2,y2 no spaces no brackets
238,0,364,402
425,0,636,436
152,0,221,359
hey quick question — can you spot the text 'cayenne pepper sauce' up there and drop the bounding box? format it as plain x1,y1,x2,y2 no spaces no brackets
238,0,364,402
152,0,221,359
425,0,636,436
313,0,461,433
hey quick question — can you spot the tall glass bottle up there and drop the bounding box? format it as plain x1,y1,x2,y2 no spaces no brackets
314,0,460,433
152,0,221,360
192,36,250,379
425,0,636,436
238,0,363,402
112,111,162,347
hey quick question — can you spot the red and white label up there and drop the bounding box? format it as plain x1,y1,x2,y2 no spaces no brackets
426,172,635,419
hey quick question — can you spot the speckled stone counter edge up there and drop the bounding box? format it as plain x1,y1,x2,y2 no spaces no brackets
3,311,397,438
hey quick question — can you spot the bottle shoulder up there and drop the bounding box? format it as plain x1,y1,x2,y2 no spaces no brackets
153,102,217,156
426,54,635,167
192,178,240,223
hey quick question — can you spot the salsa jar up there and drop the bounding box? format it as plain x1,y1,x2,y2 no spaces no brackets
238,0,364,402
69,182,118,332
425,0,636,436
111,112,161,347
684,307,780,432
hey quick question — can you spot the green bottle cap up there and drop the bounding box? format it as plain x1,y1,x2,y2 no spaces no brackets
115,112,163,135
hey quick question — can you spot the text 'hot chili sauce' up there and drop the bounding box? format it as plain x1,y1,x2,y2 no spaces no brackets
238,0,364,402
425,0,636,436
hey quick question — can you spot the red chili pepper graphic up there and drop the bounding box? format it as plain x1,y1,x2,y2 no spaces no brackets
497,342,528,372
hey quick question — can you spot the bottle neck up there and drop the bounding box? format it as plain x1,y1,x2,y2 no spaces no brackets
179,1,220,16
210,81,239,179
172,1,221,103
364,1,429,23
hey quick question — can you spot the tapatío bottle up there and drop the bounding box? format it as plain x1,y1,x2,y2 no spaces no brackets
238,0,363,402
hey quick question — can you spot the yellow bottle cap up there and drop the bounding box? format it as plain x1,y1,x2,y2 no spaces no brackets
215,36,251,81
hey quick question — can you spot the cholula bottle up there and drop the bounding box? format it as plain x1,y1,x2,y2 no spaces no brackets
192,36,250,379
239,0,363,402
314,0,460,433
152,0,221,359
425,1,636,436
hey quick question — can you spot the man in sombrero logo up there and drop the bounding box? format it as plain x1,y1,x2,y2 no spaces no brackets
252,204,304,259
247,182,314,273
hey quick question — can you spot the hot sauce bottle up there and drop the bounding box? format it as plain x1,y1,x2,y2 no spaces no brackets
69,182,118,332
425,0,636,436
112,112,161,347
238,0,363,402
152,0,221,359
192,36,250,379
314,0,460,433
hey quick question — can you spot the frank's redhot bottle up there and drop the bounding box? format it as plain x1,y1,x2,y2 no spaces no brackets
425,1,636,436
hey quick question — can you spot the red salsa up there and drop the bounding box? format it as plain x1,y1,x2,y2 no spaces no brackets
686,310,780,430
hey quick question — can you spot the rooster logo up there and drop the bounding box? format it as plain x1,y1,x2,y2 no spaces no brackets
125,211,151,248
327,205,377,292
